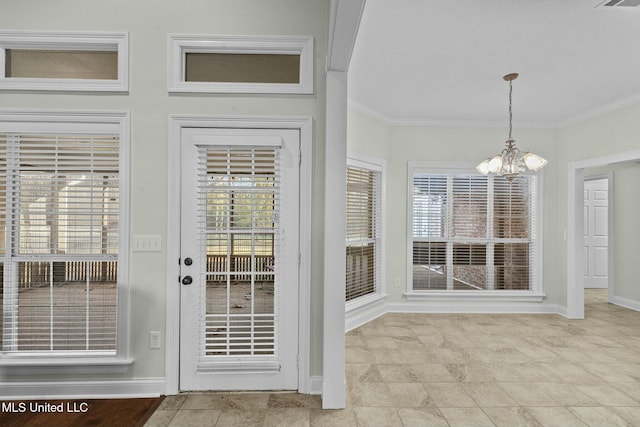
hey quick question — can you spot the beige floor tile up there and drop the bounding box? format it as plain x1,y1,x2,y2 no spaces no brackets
345,363,383,384
424,383,477,408
482,407,543,427
445,363,496,382
411,363,459,382
533,382,598,407
370,348,409,364
168,409,221,427
159,395,187,411
309,408,357,427
439,407,496,427
214,409,266,427
144,409,177,427
353,407,403,427
348,382,394,407
266,393,314,408
363,336,398,349
579,363,639,382
525,407,588,427
263,408,310,427
396,407,449,427
462,382,518,407
386,382,434,408
575,385,639,406
612,382,640,402
538,363,602,384
345,346,374,363
569,407,635,427
146,291,640,427
496,383,556,407
611,407,640,425
376,363,421,383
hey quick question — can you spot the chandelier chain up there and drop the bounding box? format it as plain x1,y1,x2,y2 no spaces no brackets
508,79,513,141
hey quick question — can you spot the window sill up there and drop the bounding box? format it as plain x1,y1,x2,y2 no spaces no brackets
404,291,545,303
0,357,134,375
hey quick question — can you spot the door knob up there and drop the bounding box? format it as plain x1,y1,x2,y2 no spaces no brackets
184,257,193,266
182,276,193,285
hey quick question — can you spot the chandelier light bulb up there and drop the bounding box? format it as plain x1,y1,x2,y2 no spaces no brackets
523,152,548,171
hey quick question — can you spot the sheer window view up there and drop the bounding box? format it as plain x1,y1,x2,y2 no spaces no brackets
201,147,279,357
0,134,119,354
345,164,382,302
411,172,535,291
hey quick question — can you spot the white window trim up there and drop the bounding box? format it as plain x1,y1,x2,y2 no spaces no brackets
405,161,544,302
345,152,387,313
0,30,129,92
0,110,132,374
167,34,313,94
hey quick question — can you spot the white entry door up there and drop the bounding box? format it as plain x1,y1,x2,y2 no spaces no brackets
179,127,300,391
584,178,608,289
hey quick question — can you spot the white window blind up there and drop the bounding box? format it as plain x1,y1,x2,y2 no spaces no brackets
1,133,119,354
411,171,537,292
198,146,280,362
346,164,382,302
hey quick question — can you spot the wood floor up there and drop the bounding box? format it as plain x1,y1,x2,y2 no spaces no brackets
0,397,164,427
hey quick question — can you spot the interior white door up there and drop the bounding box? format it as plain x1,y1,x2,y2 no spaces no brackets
583,178,608,289
179,127,300,391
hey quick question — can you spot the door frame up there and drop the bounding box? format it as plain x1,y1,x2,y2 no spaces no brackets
567,148,640,318
166,115,313,394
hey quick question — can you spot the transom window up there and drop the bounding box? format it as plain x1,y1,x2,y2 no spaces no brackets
408,163,540,294
0,31,129,92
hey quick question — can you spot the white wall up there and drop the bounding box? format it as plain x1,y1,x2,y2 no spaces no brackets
347,108,562,306
559,104,640,306
348,100,640,312
0,0,330,389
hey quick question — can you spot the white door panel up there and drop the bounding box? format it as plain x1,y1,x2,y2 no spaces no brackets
179,127,300,391
584,178,608,289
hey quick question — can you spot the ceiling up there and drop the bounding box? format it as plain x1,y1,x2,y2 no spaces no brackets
348,0,640,127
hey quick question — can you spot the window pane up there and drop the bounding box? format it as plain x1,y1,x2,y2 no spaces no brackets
494,243,530,290
494,176,531,238
452,243,487,290
412,241,447,289
410,170,536,292
346,165,381,302
1,133,120,354
5,50,118,80
452,176,487,238
185,53,300,84
13,261,116,352
346,243,375,301
412,175,446,238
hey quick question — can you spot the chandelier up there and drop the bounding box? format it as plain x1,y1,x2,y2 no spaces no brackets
476,73,547,182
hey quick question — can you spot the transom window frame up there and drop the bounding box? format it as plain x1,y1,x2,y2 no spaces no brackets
346,153,386,312
167,34,314,94
0,30,129,92
406,162,544,302
0,110,131,374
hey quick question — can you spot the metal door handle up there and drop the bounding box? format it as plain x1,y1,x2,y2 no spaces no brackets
182,276,193,285
184,257,193,266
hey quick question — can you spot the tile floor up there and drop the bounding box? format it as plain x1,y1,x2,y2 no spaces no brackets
145,289,640,426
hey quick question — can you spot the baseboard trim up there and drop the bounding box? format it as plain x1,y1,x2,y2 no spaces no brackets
307,376,323,395
386,301,564,314
0,378,165,400
346,298,387,332
610,295,640,312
